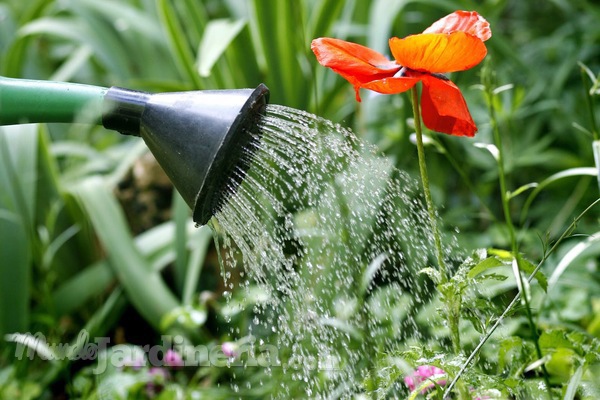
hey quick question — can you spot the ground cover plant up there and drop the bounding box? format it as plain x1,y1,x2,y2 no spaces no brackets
1,0,600,399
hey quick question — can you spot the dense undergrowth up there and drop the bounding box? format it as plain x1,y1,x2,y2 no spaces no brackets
1,0,600,398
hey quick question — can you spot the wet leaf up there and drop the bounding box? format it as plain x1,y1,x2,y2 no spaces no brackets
467,255,504,279
360,252,388,295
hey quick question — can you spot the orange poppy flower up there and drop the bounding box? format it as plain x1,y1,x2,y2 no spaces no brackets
311,11,491,137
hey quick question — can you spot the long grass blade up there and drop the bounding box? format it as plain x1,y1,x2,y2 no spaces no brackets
156,0,202,88
250,1,309,108
307,0,346,39
564,364,584,400
172,191,189,296
72,176,180,330
547,233,600,291
52,218,192,316
18,17,130,80
182,226,212,305
197,18,246,78
51,260,113,316
0,125,39,335
521,167,597,222
0,211,30,335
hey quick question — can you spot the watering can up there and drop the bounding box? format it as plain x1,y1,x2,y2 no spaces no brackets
0,76,270,225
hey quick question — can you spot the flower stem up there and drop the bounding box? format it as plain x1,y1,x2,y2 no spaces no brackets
410,87,462,360
410,87,448,283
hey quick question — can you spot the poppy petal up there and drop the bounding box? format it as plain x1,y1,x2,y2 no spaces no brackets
389,32,487,73
311,38,399,77
423,11,491,42
312,37,401,101
420,75,477,137
362,76,421,95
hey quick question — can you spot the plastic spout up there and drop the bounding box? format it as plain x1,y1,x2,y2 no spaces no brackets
104,84,270,225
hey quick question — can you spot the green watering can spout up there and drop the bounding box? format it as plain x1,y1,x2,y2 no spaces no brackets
0,76,270,225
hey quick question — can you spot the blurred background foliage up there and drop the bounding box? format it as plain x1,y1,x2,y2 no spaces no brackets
0,0,599,398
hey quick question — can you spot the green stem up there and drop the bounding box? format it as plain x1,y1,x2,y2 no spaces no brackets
410,87,448,282
410,87,463,359
485,87,553,398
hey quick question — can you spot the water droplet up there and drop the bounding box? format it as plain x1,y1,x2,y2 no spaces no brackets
210,105,456,397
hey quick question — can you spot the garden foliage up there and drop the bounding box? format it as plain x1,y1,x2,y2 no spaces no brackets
1,0,600,398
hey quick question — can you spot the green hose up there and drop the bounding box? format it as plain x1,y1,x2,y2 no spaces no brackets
0,76,107,125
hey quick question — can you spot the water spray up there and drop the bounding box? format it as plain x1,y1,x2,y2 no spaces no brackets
0,76,269,225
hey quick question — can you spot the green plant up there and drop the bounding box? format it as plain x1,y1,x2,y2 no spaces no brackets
1,0,600,399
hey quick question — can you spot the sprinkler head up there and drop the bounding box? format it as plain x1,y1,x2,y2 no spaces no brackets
103,84,269,225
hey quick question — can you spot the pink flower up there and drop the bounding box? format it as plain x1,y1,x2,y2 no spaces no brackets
221,342,237,358
164,349,184,367
404,365,447,393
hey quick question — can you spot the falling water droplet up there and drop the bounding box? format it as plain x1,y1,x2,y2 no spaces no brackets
211,104,456,397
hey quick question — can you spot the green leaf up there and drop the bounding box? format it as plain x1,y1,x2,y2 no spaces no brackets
508,182,538,200
0,125,38,224
18,17,130,79
518,257,548,292
78,0,167,44
51,260,113,316
593,141,600,192
521,167,597,221
156,0,202,88
360,252,387,295
482,249,547,291
539,330,573,350
548,233,600,291
467,256,504,279
71,177,180,330
0,213,30,335
564,364,584,400
487,248,513,260
306,0,345,39
0,125,38,335
197,18,246,77
250,1,309,108
172,191,189,297
52,218,195,316
319,317,363,341
182,225,212,306
367,0,409,52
